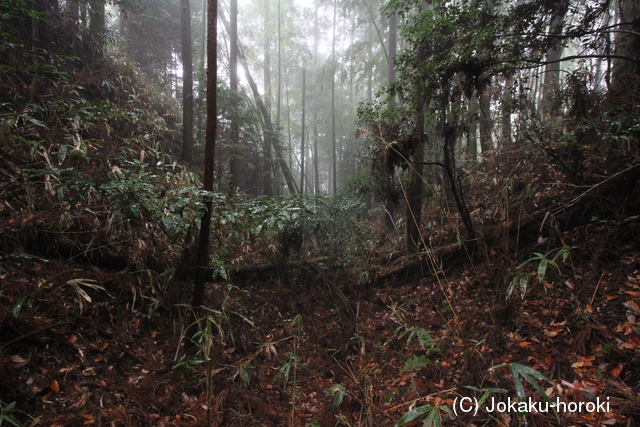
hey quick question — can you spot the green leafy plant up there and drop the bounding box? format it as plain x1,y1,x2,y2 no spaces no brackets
172,354,205,381
274,314,305,426
14,277,106,317
325,384,347,407
463,386,508,412
275,352,304,389
174,286,255,426
191,315,218,427
229,360,255,387
390,303,440,355
200,285,255,348
402,355,433,373
396,402,452,427
490,362,558,423
0,400,23,427
507,246,574,298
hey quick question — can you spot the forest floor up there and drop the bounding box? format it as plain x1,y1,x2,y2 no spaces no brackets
1,205,640,426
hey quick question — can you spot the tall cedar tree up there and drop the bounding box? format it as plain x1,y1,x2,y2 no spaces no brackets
188,0,217,350
300,69,306,193
181,0,195,163
229,0,239,190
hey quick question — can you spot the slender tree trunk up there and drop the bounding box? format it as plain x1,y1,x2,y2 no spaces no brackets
540,0,569,118
263,0,274,195
228,0,239,190
69,0,80,29
283,52,292,173
479,91,492,154
89,0,105,53
277,0,282,167
181,0,195,163
388,11,397,107
195,0,207,153
500,75,513,147
613,0,640,82
405,105,425,252
467,96,478,163
441,100,475,239
200,0,206,69
29,0,41,100
189,0,217,351
69,0,79,20
331,0,337,194
363,0,388,64
313,0,320,194
300,69,306,194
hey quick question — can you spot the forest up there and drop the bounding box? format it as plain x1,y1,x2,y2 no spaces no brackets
1,0,640,425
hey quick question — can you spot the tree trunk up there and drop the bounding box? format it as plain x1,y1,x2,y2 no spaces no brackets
467,96,478,163
195,0,207,153
181,0,195,163
442,113,475,239
331,0,337,194
313,0,320,194
300,69,306,194
613,0,640,82
69,0,80,29
388,11,397,107
277,0,283,175
263,0,274,195
189,0,218,351
405,106,425,253
500,75,513,148
228,0,239,190
540,0,569,118
478,91,492,154
88,0,105,53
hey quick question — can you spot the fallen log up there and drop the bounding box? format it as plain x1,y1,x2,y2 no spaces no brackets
371,240,479,286
217,256,331,277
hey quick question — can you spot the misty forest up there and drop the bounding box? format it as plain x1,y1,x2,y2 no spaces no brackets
1,0,640,425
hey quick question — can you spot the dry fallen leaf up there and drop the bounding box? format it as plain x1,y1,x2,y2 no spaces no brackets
610,364,624,379
624,300,640,313
10,354,29,367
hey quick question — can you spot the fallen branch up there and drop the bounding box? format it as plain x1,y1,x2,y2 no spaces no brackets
218,256,331,276
371,240,478,286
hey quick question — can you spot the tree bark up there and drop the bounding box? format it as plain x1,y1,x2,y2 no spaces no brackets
277,0,283,191
88,0,105,53
405,105,425,252
500,75,513,148
540,0,569,118
300,69,306,194
479,91,492,154
613,0,640,82
181,0,195,163
467,96,478,162
313,0,320,194
189,0,217,350
263,0,274,195
228,0,239,190
388,11,397,107
331,0,337,194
